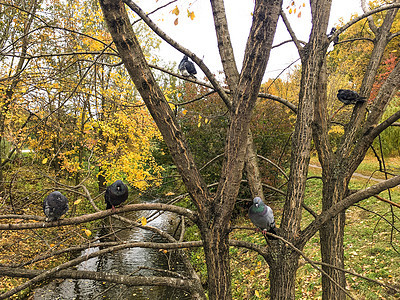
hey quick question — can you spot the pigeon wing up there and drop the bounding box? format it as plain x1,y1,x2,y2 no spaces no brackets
249,205,275,231
185,61,197,75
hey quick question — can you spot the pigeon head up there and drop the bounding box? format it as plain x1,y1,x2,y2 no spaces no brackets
251,197,267,213
113,180,126,194
253,197,263,208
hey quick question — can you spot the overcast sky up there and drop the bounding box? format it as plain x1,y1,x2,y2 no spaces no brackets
134,0,364,80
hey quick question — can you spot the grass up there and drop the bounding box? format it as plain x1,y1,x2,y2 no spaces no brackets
228,155,400,299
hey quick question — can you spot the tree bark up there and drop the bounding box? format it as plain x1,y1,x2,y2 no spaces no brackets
266,245,300,299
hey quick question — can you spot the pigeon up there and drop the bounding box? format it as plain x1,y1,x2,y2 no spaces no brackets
332,89,368,119
43,191,69,222
328,27,339,45
337,89,367,105
248,197,277,240
178,55,197,78
105,180,128,210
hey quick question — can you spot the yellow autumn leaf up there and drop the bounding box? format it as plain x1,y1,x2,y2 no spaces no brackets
182,109,187,115
255,290,260,298
82,229,92,237
139,216,147,226
289,8,292,14
298,11,302,18
174,18,179,25
74,199,82,205
165,191,175,196
42,157,48,164
171,6,179,15
250,270,255,276
50,243,55,247
187,10,195,20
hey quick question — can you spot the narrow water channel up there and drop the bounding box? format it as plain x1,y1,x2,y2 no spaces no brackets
34,199,192,300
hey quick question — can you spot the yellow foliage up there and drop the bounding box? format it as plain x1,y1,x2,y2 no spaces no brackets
187,10,195,20
329,125,344,135
171,6,180,16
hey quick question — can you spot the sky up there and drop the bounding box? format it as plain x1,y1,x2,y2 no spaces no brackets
134,0,364,80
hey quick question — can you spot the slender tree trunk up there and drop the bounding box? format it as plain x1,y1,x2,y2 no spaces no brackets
245,130,264,199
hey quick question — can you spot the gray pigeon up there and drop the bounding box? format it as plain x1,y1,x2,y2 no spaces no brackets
178,55,197,78
248,197,277,240
105,180,128,210
43,191,69,222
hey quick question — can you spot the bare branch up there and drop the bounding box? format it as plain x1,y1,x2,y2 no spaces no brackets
280,9,303,53
361,0,378,34
257,154,289,180
335,3,400,38
0,203,198,230
123,0,232,109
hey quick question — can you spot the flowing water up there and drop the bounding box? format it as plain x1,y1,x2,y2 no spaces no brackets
34,199,192,300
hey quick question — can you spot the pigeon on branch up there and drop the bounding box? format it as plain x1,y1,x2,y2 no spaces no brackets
178,55,197,78
332,89,368,119
43,191,69,222
248,197,277,240
105,180,129,210
337,89,366,105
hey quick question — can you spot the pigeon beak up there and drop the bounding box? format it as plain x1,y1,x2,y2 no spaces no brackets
255,203,259,207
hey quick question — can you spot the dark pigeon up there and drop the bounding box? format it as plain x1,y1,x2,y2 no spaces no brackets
178,55,197,78
248,197,277,240
337,89,367,105
328,27,339,45
332,89,369,119
43,191,69,222
105,180,128,210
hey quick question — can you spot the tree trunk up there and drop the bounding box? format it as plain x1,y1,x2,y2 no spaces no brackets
201,222,231,299
266,246,300,299
320,212,346,299
245,129,264,199
319,170,348,300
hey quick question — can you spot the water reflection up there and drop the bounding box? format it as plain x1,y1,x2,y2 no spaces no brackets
34,200,192,300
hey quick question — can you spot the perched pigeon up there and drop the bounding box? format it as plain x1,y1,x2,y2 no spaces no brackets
248,197,277,240
328,27,339,45
337,89,367,105
178,55,197,78
43,191,69,222
332,89,368,119
105,180,128,210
